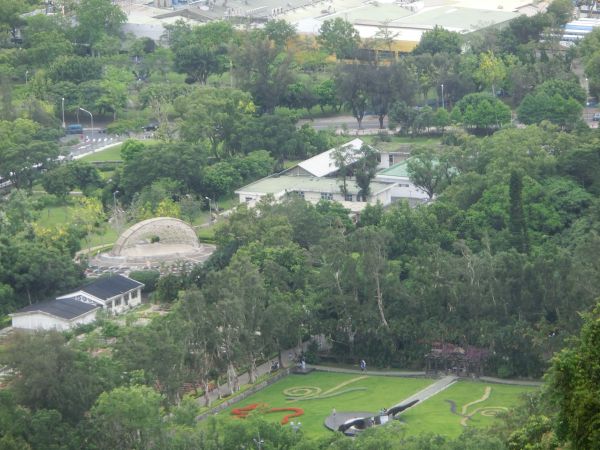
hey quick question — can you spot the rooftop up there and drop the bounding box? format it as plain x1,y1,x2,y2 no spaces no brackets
296,138,365,178
80,275,144,300
236,175,394,196
12,297,99,320
378,160,410,179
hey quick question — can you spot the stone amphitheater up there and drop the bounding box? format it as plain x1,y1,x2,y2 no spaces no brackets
88,217,215,276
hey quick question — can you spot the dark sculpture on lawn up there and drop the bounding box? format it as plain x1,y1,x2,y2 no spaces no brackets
336,399,419,436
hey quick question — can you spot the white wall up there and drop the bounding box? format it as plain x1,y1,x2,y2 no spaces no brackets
11,310,97,331
106,287,143,314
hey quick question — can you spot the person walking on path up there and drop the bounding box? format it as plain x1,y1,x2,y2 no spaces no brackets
360,359,366,371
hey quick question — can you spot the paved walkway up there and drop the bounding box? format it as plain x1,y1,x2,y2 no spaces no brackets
480,376,543,387
310,365,425,377
196,344,307,406
391,375,458,410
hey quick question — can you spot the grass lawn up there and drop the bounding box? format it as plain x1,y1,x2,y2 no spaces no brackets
79,143,123,162
36,203,76,228
362,135,441,152
220,372,432,437
35,202,122,249
400,380,538,439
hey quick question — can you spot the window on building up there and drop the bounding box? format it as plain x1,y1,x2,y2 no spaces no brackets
376,154,381,163
345,193,353,201
245,197,253,203
389,154,394,165
115,297,121,306
320,192,333,200
298,191,304,198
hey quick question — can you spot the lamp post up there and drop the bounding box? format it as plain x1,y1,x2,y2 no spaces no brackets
253,432,264,450
25,70,29,85
441,84,445,109
61,97,66,128
79,107,94,147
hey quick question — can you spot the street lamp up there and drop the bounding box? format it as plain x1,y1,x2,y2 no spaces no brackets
253,432,264,450
79,107,94,147
61,97,66,128
441,84,445,109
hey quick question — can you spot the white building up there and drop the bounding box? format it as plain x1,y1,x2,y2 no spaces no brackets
10,297,100,331
235,139,432,210
375,159,430,206
10,275,144,331
236,175,395,209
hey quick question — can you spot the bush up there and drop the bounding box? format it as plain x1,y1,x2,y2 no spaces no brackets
129,270,160,293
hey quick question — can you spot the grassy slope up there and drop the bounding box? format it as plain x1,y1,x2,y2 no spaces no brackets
220,372,431,437
79,144,123,162
400,380,538,438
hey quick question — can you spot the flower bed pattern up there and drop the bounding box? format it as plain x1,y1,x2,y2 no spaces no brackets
231,403,304,425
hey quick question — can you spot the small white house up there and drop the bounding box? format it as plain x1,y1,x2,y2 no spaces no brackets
58,274,144,315
10,297,100,331
10,275,144,331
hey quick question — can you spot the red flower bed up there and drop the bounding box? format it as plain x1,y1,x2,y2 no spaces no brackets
267,407,304,425
231,403,304,425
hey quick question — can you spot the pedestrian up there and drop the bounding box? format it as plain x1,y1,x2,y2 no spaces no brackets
360,359,366,371
332,407,336,418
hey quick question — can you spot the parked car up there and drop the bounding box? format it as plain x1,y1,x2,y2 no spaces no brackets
66,124,83,134
142,123,158,131
593,112,600,122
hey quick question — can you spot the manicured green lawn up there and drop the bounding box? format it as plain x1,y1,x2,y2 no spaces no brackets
400,380,538,439
80,143,123,162
220,372,431,437
220,374,538,439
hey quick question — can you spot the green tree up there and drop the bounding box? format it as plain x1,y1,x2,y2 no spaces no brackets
317,18,361,59
75,0,126,49
263,20,297,49
0,119,61,190
475,51,507,96
354,144,380,198
413,25,462,55
547,303,600,449
89,385,164,450
406,146,453,199
175,87,255,158
453,93,511,132
508,171,529,253
334,64,370,128
1,331,120,423
231,34,295,113
168,21,233,84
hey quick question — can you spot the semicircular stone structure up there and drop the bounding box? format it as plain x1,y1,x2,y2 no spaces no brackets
111,217,200,256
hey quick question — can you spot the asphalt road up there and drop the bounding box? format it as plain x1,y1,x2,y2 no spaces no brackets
299,115,388,131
